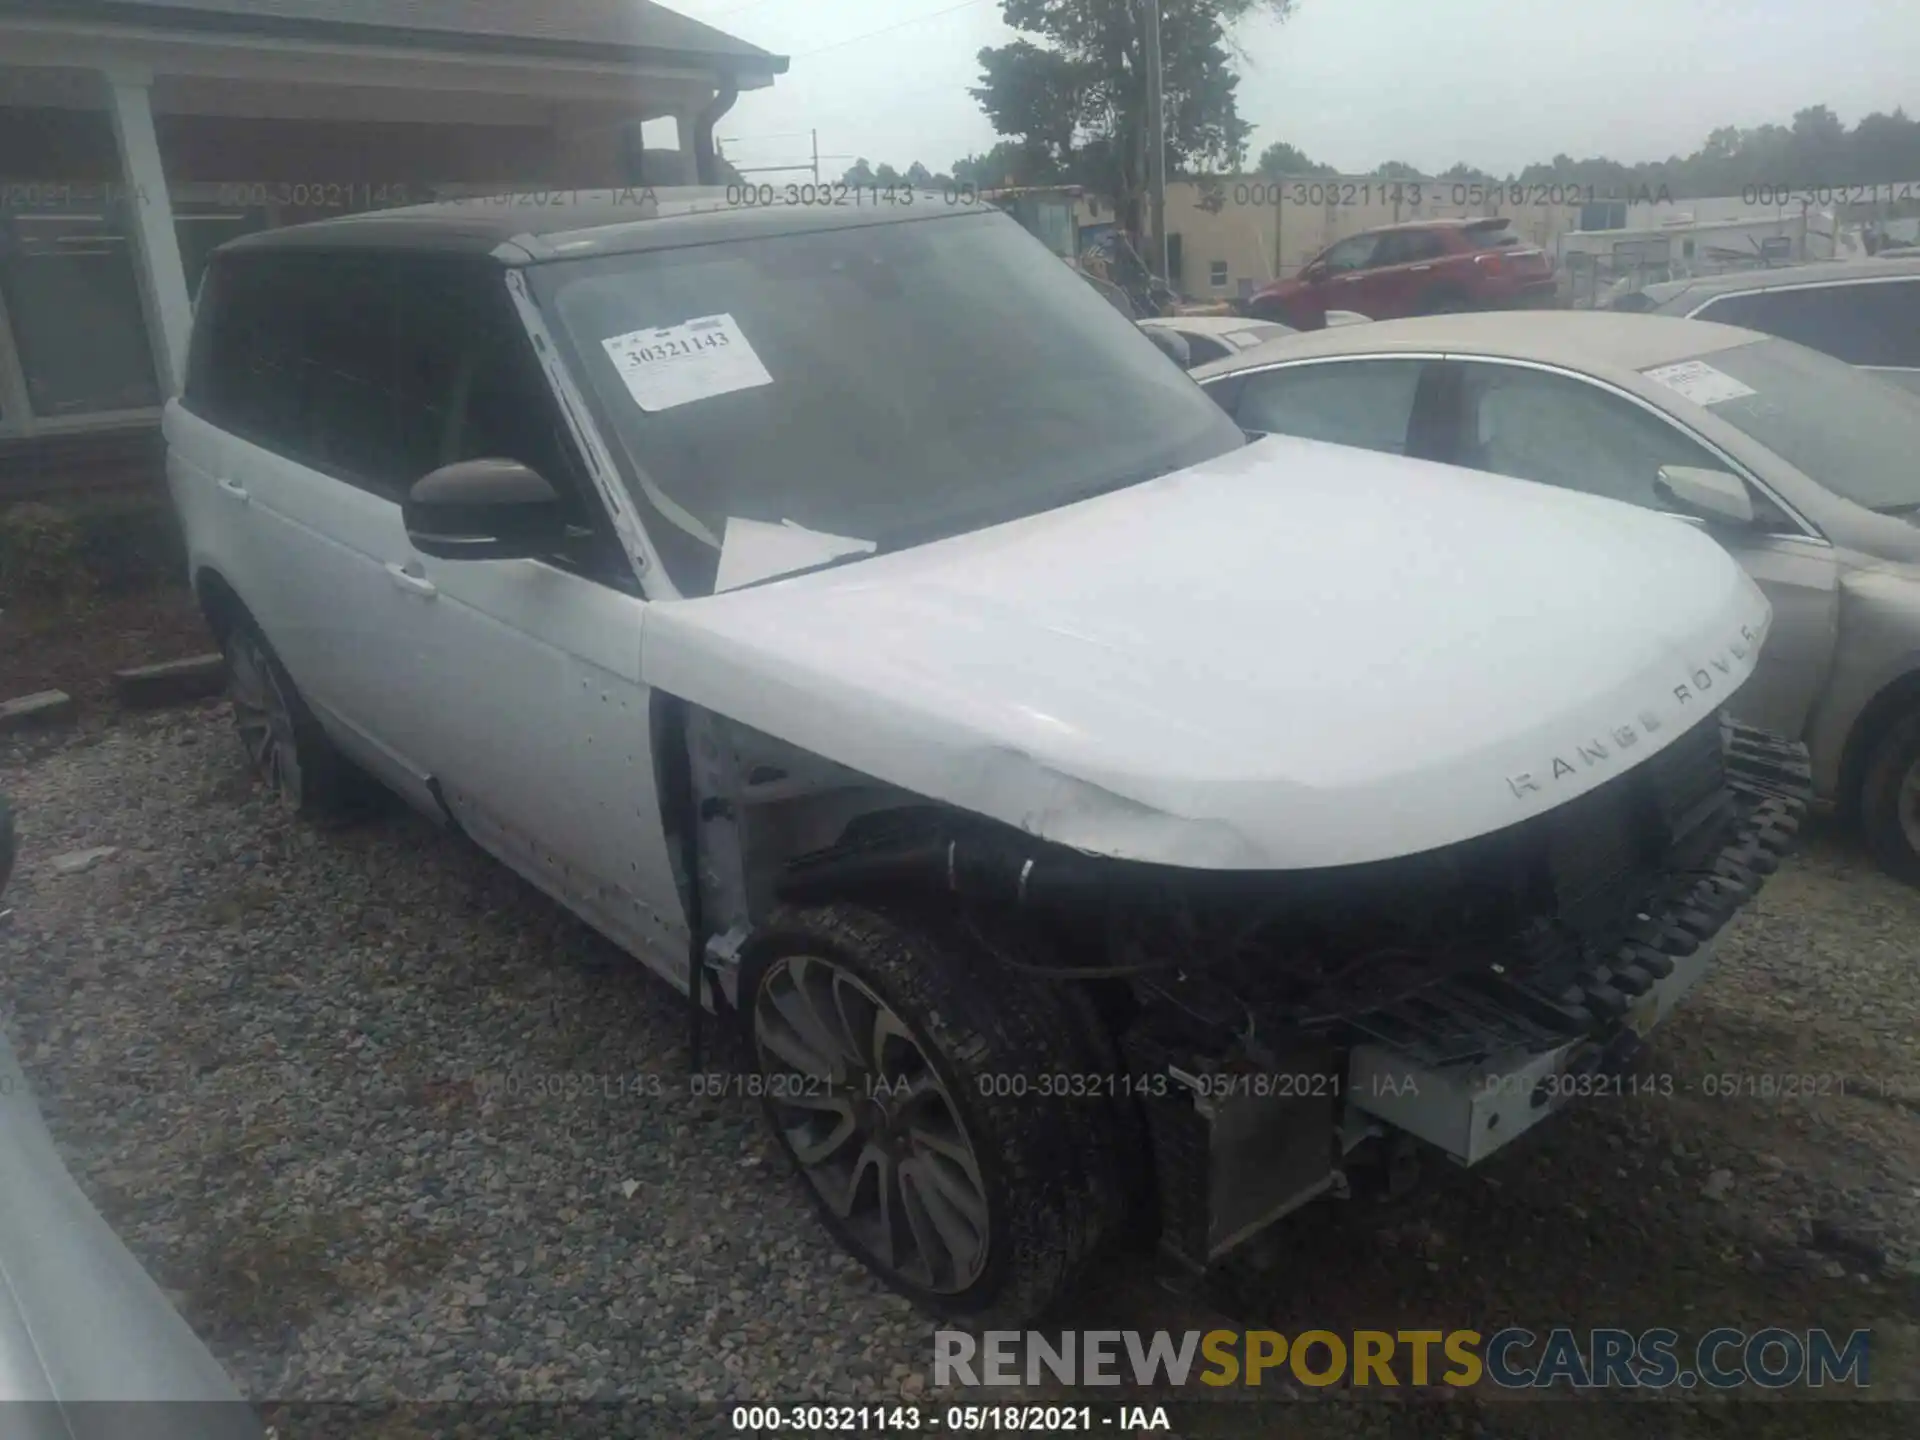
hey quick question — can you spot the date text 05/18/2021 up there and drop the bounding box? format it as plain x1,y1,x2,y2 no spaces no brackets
730,1404,1168,1433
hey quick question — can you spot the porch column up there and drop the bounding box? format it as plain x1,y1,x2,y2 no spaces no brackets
102,66,192,397
675,111,700,184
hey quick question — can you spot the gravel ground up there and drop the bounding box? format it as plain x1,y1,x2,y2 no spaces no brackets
3,701,1917,1434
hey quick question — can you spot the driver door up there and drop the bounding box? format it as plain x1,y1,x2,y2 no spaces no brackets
387,259,691,977
1314,232,1386,321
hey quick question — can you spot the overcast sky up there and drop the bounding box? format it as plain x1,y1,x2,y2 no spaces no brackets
655,0,1918,180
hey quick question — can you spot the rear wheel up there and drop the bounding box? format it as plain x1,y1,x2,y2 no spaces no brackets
743,901,1125,1325
222,615,367,818
1859,710,1920,885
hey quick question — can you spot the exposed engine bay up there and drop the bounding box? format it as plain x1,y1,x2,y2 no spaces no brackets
687,704,1812,1270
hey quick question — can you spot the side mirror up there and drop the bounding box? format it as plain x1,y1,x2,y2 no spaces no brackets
404,458,567,561
1303,262,1328,284
1655,464,1756,526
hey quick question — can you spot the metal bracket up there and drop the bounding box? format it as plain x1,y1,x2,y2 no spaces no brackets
704,921,752,1012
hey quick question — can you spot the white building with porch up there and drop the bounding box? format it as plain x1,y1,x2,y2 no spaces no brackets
0,0,785,497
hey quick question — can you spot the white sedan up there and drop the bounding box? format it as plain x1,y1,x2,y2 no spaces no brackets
1135,314,1297,368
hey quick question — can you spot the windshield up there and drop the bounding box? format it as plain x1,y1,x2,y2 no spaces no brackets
1658,337,1920,512
533,209,1244,595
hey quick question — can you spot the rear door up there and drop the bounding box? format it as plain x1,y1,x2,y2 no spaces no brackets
1360,229,1448,317
170,250,444,813
1689,277,1920,396
1440,358,1840,739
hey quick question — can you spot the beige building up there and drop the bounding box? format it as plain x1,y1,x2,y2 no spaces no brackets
1083,175,1865,301
0,0,784,498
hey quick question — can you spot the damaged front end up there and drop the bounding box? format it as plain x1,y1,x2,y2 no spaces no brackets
774,712,1813,1272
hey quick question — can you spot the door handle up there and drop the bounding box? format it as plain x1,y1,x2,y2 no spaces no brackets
385,562,438,598
217,477,249,503
1411,264,1432,272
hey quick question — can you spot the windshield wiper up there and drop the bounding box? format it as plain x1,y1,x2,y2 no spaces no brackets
724,544,886,592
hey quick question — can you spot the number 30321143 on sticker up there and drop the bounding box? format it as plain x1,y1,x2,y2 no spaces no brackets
600,312,773,412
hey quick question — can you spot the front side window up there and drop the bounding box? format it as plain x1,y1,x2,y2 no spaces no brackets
1456,362,1726,510
533,210,1245,597
1231,359,1426,457
1319,234,1381,274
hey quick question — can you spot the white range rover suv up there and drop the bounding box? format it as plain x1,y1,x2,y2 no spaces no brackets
167,189,1811,1325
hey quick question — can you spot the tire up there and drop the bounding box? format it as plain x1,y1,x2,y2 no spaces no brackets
220,612,370,819
741,900,1127,1326
1859,709,1920,885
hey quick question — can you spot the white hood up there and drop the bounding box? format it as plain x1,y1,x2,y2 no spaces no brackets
641,435,1772,870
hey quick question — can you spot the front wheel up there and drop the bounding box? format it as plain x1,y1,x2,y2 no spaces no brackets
742,902,1125,1325
1859,710,1920,885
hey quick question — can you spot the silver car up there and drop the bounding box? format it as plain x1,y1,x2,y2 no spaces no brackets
1,794,263,1439
1193,311,1920,881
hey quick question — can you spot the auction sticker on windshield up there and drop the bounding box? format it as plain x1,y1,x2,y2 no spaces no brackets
601,313,773,411
1641,359,1757,407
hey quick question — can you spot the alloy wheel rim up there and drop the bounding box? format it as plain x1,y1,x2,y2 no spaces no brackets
753,953,992,1294
227,634,303,808
1899,757,1920,859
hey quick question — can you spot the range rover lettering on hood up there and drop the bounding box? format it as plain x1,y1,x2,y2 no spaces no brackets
642,434,1777,870
1506,618,1768,800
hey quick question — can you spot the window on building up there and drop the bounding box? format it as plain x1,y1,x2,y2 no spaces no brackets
1209,260,1229,289
0,199,159,417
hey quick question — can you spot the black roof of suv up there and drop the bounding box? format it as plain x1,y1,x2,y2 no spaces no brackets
216,187,973,263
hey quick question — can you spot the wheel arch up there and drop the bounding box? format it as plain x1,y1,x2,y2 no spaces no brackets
1837,667,1920,817
192,565,250,646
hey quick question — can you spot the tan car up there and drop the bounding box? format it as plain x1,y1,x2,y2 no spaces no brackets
1194,311,1920,881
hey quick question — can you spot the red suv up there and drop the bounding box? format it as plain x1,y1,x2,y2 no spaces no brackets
1243,217,1556,328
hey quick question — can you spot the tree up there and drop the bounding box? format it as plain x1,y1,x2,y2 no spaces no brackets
951,139,1060,189
1254,140,1335,178
906,161,935,187
874,163,904,186
841,158,877,187
971,2,1298,239
1369,159,1424,180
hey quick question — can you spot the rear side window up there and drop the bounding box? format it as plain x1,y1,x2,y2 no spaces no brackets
185,254,307,453
1692,280,1920,369
183,251,520,499
1374,230,1448,265
297,254,405,487
1236,359,1425,456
